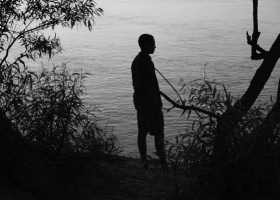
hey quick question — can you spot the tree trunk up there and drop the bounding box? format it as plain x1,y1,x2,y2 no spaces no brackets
252,77,280,146
213,33,280,162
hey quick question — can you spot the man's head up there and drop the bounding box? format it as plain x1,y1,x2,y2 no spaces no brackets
138,34,156,54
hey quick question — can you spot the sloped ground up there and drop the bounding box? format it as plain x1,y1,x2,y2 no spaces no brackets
0,156,187,200
61,156,186,200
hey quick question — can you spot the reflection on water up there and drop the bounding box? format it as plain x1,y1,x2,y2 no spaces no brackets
15,0,280,156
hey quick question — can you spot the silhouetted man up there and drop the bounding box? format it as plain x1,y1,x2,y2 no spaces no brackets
131,34,167,171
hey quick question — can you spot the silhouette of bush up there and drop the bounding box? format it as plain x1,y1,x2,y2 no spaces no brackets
0,63,123,159
165,79,280,200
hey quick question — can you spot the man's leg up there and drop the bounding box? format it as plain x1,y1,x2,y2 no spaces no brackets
154,110,168,171
137,111,148,169
155,134,168,170
138,131,148,169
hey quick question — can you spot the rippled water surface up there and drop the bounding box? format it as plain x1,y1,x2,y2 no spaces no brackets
23,0,280,155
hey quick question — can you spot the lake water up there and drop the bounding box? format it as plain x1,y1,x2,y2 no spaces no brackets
21,0,280,156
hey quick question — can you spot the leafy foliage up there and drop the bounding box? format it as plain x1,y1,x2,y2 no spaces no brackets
0,0,103,66
0,63,123,158
0,1,124,159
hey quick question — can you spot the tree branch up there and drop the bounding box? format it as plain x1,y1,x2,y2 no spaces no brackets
246,0,267,60
235,33,280,114
246,31,267,60
213,34,280,160
0,33,21,68
160,91,219,119
0,18,35,68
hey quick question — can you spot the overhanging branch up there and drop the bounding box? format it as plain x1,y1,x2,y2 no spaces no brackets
160,91,219,119
235,33,280,114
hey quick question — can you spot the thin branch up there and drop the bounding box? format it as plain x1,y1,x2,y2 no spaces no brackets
0,34,21,68
155,67,219,118
22,13,66,36
23,21,55,35
160,91,219,119
0,18,35,68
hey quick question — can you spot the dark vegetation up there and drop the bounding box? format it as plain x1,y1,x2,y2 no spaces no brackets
161,0,280,199
164,78,280,200
1,63,122,159
0,1,122,199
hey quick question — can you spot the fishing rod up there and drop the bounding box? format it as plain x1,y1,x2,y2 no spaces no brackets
155,67,184,105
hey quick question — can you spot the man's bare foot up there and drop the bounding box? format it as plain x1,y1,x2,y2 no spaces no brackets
142,161,148,170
